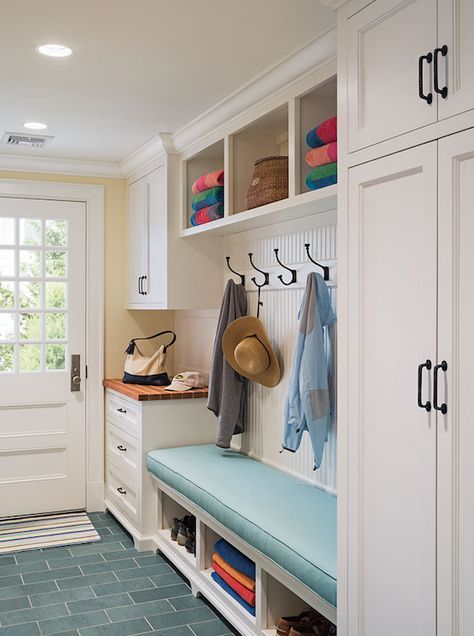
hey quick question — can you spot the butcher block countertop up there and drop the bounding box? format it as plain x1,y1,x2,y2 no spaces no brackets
103,379,209,402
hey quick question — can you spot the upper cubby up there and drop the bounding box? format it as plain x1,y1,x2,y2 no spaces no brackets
231,104,288,214
297,75,337,195
184,139,225,230
179,63,337,238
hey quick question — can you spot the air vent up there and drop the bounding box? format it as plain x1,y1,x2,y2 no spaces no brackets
2,132,53,148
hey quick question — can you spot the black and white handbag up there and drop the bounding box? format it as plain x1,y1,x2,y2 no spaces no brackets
123,330,176,386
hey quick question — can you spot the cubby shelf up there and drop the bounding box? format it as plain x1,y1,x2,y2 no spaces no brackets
202,568,257,625
156,528,196,568
180,184,337,237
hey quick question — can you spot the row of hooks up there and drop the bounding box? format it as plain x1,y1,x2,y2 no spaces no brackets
225,245,330,317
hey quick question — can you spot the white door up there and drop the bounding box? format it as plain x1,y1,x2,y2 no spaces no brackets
438,0,474,121
127,178,147,306
346,0,437,152
437,128,474,636
346,143,438,635
0,197,86,517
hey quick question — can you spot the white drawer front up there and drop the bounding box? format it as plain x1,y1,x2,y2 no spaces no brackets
106,465,138,524
107,422,138,480
106,392,140,438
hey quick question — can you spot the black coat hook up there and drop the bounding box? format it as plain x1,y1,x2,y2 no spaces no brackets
248,253,269,287
225,256,245,287
305,243,330,281
248,252,269,318
274,248,297,286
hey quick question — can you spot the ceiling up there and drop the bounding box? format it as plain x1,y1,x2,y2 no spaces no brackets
0,0,334,164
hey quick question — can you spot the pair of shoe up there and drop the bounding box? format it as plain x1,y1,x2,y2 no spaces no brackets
276,609,336,636
170,515,196,555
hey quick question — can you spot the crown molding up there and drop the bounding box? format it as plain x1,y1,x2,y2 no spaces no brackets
0,153,122,179
122,27,336,178
319,0,350,9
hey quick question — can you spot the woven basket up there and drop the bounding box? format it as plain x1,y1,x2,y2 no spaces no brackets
244,155,288,210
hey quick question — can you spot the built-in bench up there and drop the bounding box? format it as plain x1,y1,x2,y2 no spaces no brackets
146,444,336,635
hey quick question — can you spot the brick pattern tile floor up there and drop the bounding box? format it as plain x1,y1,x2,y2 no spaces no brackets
0,512,237,636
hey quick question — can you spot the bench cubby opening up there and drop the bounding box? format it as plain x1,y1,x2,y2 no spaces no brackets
184,139,225,229
231,103,289,215
157,491,196,567
297,75,337,195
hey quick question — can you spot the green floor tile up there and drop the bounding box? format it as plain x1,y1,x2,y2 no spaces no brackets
78,617,151,636
147,607,215,631
190,619,233,636
115,564,172,581
30,586,95,607
106,598,172,623
92,577,155,598
57,572,118,590
129,583,191,604
66,592,133,615
0,601,68,627
39,609,110,635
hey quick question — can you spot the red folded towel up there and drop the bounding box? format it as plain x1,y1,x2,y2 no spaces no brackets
212,560,256,606
305,142,337,168
192,170,224,195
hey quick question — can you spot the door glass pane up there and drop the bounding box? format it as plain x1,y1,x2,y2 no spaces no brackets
19,219,41,246
0,313,15,340
45,251,66,278
0,249,15,277
19,344,41,372
19,313,41,341
46,282,66,308
19,250,41,277
19,282,41,309
0,344,14,371
0,219,15,245
46,344,65,370
46,220,67,246
0,282,14,308
45,313,65,340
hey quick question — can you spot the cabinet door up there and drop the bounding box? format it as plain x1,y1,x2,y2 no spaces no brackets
438,0,474,121
437,128,474,636
144,167,167,306
347,0,437,153
346,143,437,636
128,178,147,306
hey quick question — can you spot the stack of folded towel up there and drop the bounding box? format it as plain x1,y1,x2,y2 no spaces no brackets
190,169,224,226
211,538,256,616
304,115,337,190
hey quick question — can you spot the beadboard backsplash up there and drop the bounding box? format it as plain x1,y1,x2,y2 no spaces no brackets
175,210,337,494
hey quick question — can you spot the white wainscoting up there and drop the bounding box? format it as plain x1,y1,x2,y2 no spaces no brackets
175,210,337,493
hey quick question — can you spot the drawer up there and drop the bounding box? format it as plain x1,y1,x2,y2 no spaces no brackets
106,465,138,524
106,391,140,438
107,422,138,480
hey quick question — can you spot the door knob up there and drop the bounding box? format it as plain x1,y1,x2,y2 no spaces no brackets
72,375,81,386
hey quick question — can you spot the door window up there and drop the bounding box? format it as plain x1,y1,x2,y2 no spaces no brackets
0,217,68,372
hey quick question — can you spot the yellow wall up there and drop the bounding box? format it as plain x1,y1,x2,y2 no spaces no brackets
0,171,175,378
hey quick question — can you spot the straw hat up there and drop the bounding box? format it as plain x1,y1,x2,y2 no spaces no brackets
222,316,280,387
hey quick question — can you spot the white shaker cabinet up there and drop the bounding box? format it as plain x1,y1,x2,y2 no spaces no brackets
343,130,474,635
345,0,474,153
127,149,222,310
346,143,438,636
437,128,474,636
346,0,437,152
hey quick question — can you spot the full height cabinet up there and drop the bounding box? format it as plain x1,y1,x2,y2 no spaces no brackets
345,0,474,152
344,129,474,636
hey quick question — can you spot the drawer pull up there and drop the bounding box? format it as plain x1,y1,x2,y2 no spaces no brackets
117,487,127,495
117,408,127,414
117,445,127,452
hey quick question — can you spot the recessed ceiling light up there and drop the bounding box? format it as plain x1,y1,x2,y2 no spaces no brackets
23,122,48,130
36,44,72,58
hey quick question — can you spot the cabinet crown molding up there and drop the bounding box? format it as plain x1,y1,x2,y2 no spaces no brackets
122,28,336,180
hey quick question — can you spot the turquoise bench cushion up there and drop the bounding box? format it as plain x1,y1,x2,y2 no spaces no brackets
146,444,336,607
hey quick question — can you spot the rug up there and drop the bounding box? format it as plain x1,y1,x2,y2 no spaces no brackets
0,511,101,554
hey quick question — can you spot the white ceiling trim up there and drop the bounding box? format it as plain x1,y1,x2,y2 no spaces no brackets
0,27,336,180
0,152,122,178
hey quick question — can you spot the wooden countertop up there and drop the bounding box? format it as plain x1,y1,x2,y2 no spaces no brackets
103,379,209,402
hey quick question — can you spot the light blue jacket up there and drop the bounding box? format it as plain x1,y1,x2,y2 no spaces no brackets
283,272,336,469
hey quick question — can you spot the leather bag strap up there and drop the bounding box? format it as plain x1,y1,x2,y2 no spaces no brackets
125,330,176,354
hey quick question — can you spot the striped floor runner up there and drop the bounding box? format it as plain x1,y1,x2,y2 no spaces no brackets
0,511,101,554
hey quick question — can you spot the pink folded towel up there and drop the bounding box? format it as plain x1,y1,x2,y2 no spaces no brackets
192,170,224,195
306,116,337,149
305,142,338,168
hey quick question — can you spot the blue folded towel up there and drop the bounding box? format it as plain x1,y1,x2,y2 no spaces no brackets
211,571,256,616
214,539,255,579
306,174,338,191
